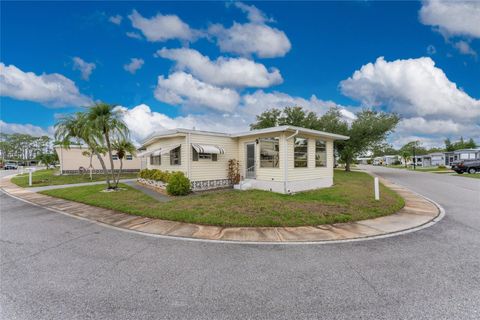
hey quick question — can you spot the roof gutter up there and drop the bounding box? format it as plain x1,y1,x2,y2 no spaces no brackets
284,129,299,194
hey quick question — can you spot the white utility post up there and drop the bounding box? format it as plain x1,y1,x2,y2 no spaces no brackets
26,167,35,187
374,177,380,201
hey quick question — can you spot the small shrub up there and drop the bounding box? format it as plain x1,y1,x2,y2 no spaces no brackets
151,170,163,181
162,171,171,183
166,171,191,196
438,165,446,169
140,169,151,179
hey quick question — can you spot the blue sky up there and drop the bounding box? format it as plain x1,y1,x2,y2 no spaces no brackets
1,1,479,147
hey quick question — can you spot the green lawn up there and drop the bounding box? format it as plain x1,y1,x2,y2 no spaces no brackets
40,170,404,227
11,169,138,188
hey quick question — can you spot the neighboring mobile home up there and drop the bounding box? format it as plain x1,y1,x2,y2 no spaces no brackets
55,145,141,174
421,152,445,167
383,155,400,166
139,126,349,193
445,148,480,166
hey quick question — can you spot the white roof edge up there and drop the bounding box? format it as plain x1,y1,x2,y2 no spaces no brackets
141,125,349,147
232,125,350,140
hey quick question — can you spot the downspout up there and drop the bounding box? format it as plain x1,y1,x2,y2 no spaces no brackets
60,147,63,174
187,133,191,179
284,130,299,194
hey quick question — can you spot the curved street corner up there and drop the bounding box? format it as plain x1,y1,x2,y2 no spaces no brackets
1,167,479,319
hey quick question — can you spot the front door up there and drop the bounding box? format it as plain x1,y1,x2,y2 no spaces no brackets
246,143,256,179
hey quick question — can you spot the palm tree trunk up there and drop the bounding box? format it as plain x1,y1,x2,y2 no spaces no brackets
115,159,123,188
94,151,110,186
104,130,116,189
89,154,93,180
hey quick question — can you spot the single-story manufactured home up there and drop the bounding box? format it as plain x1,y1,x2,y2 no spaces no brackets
383,155,401,166
138,126,349,194
55,145,141,174
421,152,445,167
355,157,372,165
444,149,479,166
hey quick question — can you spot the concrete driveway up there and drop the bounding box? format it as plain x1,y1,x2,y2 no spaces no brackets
1,167,479,319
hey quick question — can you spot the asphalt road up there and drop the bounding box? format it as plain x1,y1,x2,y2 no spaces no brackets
1,167,479,319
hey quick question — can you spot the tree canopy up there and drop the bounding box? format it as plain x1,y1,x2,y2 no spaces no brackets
250,106,399,171
444,137,477,151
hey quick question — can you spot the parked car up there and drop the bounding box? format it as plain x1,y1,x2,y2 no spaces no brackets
4,162,19,170
451,159,480,174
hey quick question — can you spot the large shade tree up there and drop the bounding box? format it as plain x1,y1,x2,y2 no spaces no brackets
250,106,399,171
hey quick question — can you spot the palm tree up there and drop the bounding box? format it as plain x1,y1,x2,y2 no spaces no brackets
112,140,137,188
87,103,129,189
55,112,111,186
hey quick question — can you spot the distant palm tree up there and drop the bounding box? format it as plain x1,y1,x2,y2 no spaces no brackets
87,103,129,189
112,140,137,188
55,112,111,186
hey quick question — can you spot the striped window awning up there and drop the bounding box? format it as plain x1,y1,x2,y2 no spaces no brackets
137,144,181,157
159,144,181,155
137,149,158,157
192,143,225,154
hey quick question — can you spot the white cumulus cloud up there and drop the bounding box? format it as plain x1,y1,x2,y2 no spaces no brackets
128,9,198,42
109,15,123,25
126,31,142,40
453,40,477,57
154,72,240,113
0,63,92,108
0,120,53,137
209,3,291,58
241,90,356,121
156,47,282,88
339,56,480,120
72,57,96,80
234,2,273,24
124,58,144,74
116,104,249,143
419,0,480,38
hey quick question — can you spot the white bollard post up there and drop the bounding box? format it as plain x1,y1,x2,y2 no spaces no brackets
374,177,380,201
29,170,33,187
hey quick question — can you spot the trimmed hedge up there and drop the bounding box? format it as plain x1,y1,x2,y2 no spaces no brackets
139,169,191,195
139,169,172,183
166,172,191,196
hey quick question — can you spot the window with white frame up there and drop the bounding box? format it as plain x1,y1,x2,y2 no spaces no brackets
150,155,161,165
112,155,119,160
126,155,133,160
260,137,279,168
315,140,327,167
192,147,217,161
170,146,181,165
199,153,212,160
294,137,308,168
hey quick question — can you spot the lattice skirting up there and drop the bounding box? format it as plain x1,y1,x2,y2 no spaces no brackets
61,169,140,174
137,178,166,190
191,179,232,191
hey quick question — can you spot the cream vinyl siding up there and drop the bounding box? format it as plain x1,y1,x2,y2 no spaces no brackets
237,132,285,182
55,147,141,171
189,134,238,181
286,134,334,181
144,136,187,174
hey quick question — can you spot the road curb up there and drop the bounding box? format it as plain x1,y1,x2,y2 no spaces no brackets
0,175,444,245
